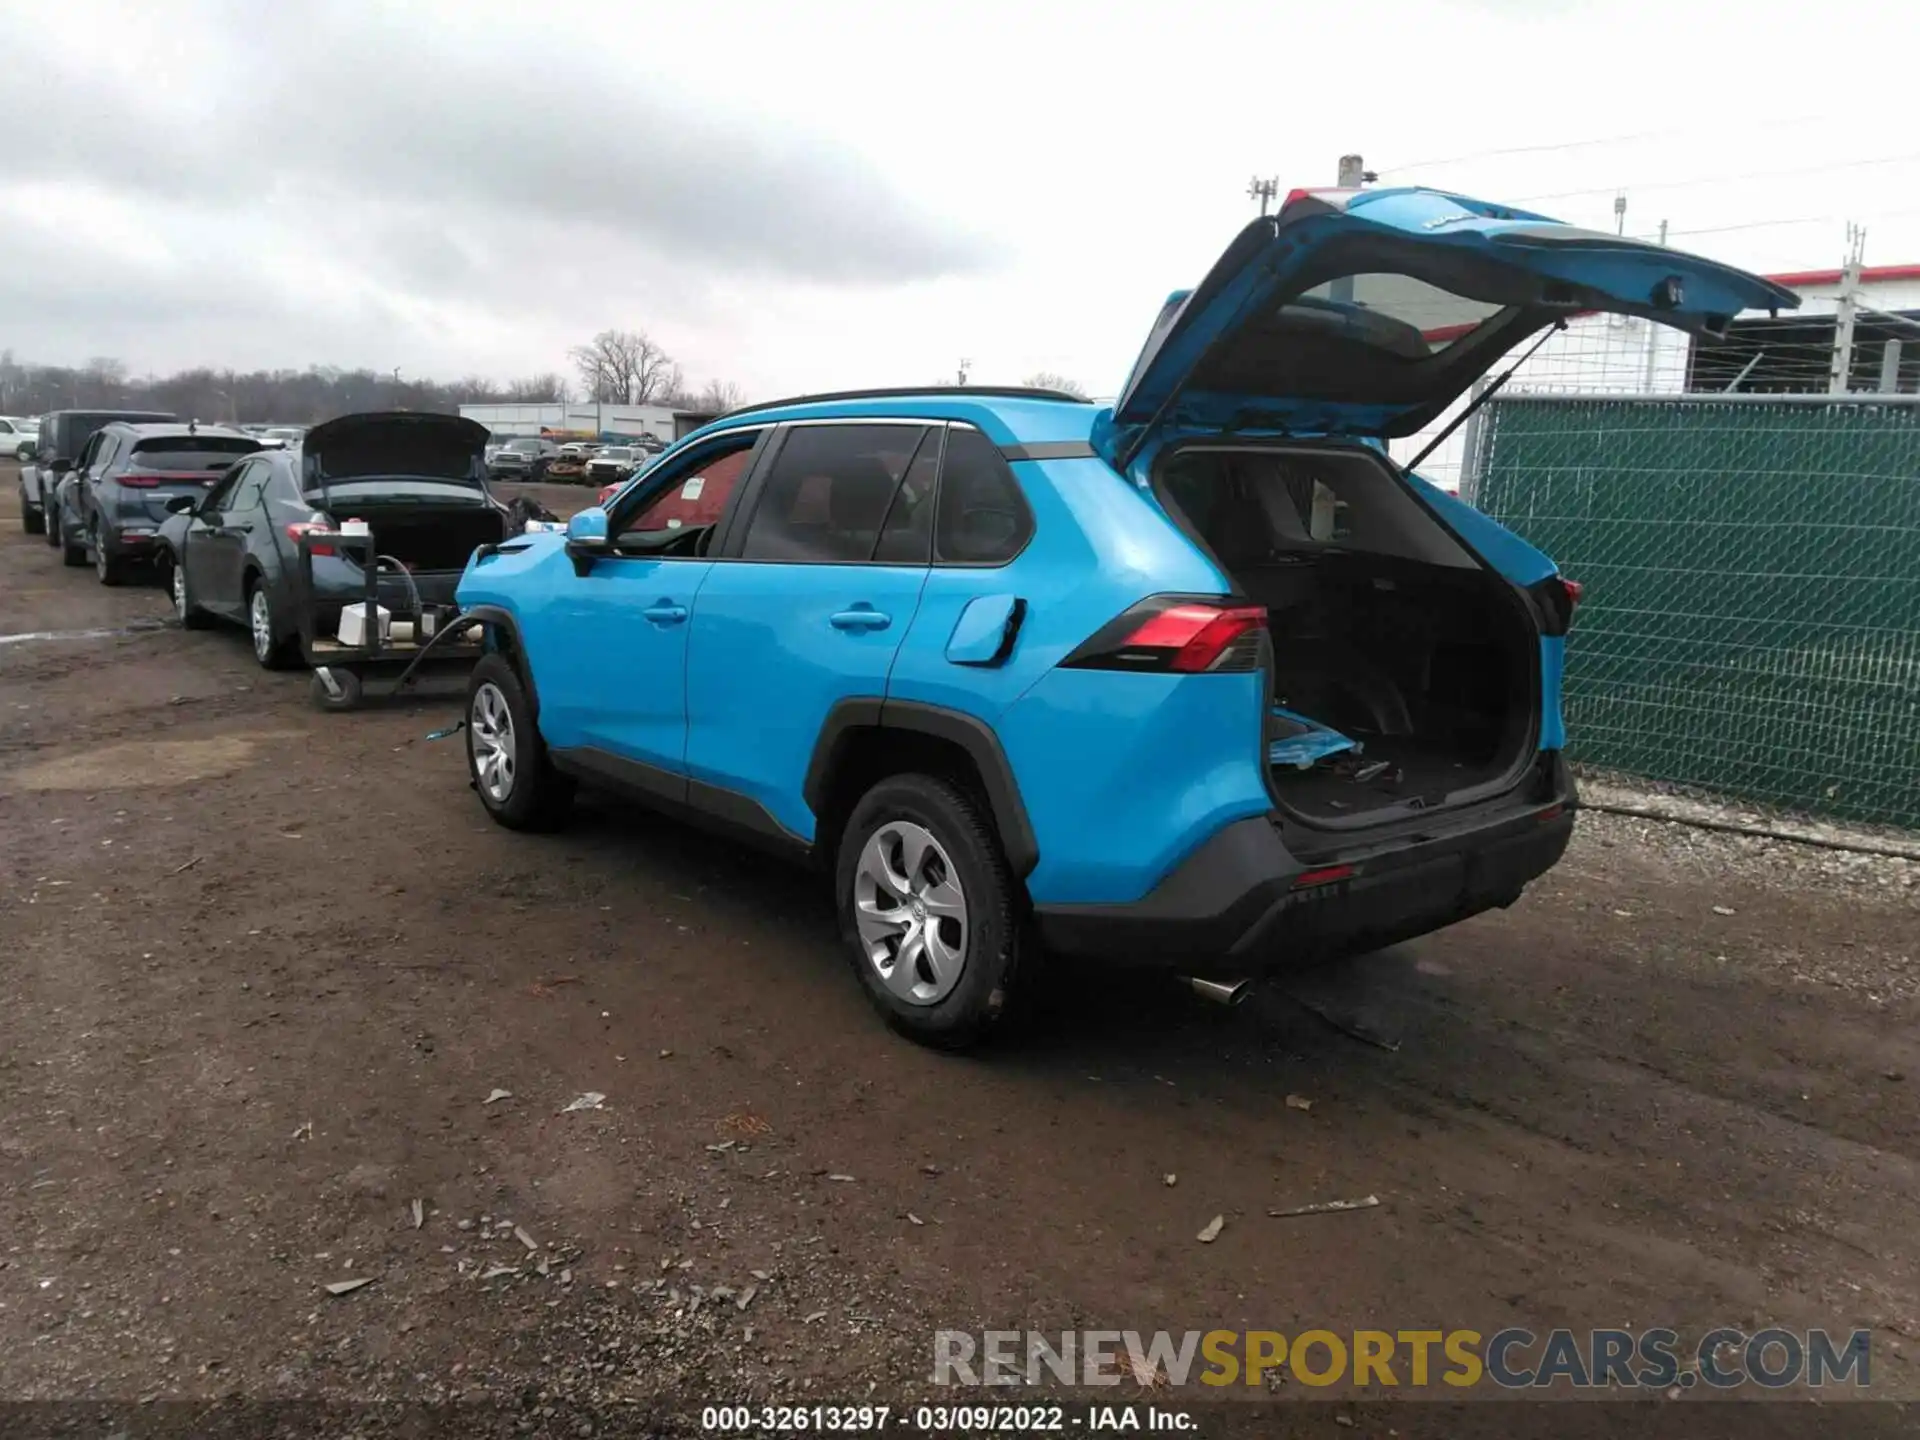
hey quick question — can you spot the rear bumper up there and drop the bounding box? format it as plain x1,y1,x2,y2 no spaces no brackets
98,527,163,561
1033,755,1576,973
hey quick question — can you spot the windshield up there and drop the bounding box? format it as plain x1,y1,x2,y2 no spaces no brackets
599,448,633,460
506,438,544,454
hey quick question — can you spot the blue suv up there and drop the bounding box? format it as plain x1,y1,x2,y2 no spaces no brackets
455,186,1793,1047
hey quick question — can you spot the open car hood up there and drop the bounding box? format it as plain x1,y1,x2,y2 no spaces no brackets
302,411,490,485
1100,186,1799,464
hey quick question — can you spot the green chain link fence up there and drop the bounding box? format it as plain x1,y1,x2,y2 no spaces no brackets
1463,395,1920,829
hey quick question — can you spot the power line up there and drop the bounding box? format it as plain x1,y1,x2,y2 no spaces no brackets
1382,110,1842,177
1505,150,1920,208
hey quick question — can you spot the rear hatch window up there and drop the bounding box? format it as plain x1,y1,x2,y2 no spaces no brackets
131,437,262,473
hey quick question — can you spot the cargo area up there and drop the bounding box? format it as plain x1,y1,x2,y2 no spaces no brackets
318,502,507,575
1157,443,1537,823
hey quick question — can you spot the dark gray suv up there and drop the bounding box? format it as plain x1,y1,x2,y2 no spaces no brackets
25,408,175,543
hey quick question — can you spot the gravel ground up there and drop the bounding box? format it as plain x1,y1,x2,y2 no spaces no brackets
3,464,1918,1433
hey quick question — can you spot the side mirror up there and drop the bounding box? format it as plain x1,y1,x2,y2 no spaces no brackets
165,494,198,515
564,507,611,576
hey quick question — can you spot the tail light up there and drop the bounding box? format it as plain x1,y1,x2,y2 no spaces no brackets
1527,575,1582,636
1061,596,1268,674
118,471,167,488
287,521,336,557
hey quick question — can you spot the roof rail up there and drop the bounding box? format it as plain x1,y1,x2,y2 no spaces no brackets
716,385,1089,421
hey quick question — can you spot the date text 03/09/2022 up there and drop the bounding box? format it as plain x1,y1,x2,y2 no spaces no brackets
700,1403,1196,1432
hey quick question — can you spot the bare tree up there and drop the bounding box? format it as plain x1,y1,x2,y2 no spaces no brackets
694,379,745,413
570,329,680,404
1022,371,1088,399
505,372,571,403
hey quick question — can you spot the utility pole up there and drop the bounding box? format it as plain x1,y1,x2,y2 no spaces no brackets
1328,155,1373,304
1248,177,1279,215
1829,224,1866,395
1642,219,1669,393
1613,193,1627,235
956,358,970,387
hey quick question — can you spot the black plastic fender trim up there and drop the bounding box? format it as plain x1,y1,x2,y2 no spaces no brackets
804,697,1039,878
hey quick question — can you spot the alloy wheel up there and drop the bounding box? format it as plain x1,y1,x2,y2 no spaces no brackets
250,587,274,662
853,821,968,1005
470,682,517,803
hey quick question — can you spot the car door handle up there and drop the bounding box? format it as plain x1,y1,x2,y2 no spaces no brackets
830,606,891,632
642,601,688,625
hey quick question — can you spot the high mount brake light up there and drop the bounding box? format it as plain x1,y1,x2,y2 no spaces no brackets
1062,597,1268,674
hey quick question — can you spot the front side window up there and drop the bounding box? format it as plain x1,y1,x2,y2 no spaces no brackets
738,424,928,564
617,434,759,542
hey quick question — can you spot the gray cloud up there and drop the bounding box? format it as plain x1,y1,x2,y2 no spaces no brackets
5,4,987,285
0,0,996,375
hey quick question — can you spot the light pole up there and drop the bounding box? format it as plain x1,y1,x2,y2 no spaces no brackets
1249,177,1278,215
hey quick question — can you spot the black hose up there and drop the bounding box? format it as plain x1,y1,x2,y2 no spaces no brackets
388,609,487,693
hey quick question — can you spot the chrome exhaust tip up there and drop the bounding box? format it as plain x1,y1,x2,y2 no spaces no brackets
1184,976,1255,1007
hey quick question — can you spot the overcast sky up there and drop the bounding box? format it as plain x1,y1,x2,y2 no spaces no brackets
7,0,1915,400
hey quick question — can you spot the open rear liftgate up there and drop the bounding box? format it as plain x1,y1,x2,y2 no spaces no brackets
296,529,485,711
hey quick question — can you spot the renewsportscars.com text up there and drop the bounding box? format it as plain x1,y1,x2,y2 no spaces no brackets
932,1327,1872,1391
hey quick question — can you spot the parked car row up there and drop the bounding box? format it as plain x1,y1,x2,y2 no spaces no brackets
13,186,1794,1052
482,433,664,485
19,410,520,672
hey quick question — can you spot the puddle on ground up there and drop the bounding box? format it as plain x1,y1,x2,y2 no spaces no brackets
4,730,305,792
0,618,173,648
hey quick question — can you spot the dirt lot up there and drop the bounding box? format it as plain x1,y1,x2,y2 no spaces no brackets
3,462,1919,1433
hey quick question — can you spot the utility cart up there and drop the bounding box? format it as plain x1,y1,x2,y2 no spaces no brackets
295,528,485,711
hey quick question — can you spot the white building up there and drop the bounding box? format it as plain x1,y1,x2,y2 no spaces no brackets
458,401,718,446
1394,263,1920,490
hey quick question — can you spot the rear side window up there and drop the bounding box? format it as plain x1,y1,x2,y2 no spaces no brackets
130,437,262,471
872,429,943,564
934,426,1032,565
739,424,927,564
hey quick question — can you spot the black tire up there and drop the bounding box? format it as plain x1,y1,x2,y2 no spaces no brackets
20,485,45,536
60,510,86,566
309,668,364,711
168,551,215,629
834,773,1032,1050
465,653,574,831
92,524,128,586
246,576,296,669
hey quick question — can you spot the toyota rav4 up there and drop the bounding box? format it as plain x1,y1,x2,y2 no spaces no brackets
452,186,1794,1047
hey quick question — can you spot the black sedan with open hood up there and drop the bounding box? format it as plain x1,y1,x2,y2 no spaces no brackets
157,412,522,669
